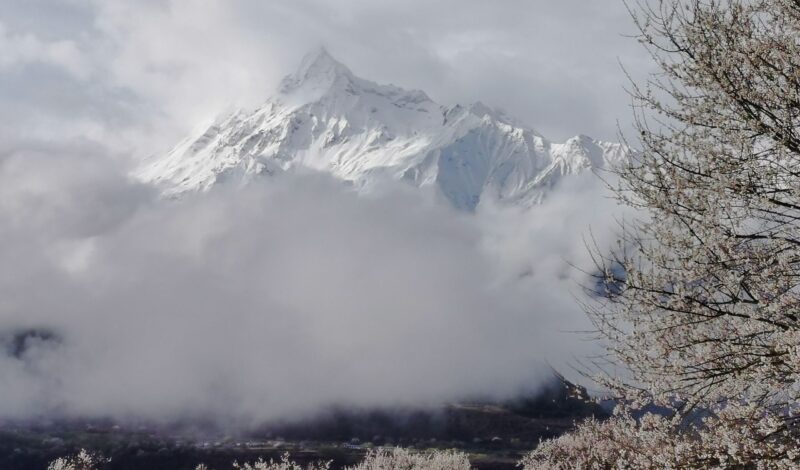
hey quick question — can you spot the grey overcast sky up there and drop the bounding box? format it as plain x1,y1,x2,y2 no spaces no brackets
0,0,653,157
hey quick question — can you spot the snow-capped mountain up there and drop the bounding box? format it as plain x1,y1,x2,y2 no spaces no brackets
138,48,628,210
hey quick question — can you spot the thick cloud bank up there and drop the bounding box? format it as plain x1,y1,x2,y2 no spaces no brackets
0,0,640,429
0,148,622,426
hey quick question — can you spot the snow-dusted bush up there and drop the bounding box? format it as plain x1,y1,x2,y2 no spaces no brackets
345,448,471,470
223,448,471,470
48,448,472,470
521,404,800,469
47,449,108,470
47,452,329,470
231,453,331,470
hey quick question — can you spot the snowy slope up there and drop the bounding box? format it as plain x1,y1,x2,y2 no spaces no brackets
138,48,628,210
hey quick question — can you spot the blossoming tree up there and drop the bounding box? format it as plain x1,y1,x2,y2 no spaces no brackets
527,0,800,467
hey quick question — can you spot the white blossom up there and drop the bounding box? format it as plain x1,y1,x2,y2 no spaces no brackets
49,448,472,470
232,453,330,470
47,449,108,470
345,448,471,470
526,0,800,466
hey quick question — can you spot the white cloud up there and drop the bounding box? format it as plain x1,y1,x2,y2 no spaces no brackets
0,0,639,427
0,149,624,425
0,22,91,80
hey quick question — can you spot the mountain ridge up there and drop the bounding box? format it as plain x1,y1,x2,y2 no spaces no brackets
138,48,628,210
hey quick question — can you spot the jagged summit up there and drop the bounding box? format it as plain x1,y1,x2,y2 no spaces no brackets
279,47,355,95
276,48,433,112
295,47,350,78
138,49,629,210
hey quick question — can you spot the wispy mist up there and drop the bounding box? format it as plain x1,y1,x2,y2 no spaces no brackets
0,147,622,426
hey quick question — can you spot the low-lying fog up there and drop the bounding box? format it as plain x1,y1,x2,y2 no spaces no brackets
0,146,624,428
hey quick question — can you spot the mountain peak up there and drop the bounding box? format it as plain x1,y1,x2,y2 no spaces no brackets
141,50,628,209
279,47,354,95
298,47,349,75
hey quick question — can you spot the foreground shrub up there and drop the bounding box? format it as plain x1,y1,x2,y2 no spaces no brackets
345,448,471,470
50,447,472,470
47,449,109,470
229,453,331,470
521,404,800,469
